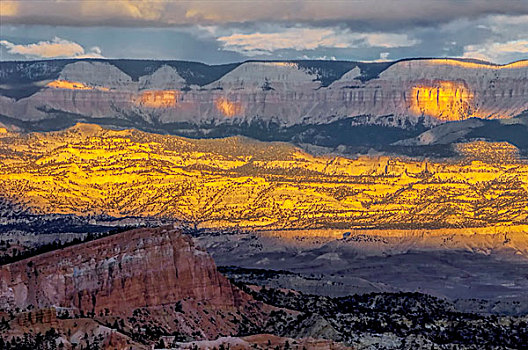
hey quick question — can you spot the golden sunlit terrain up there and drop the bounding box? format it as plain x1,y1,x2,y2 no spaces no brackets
262,62,299,68
47,81,181,108
404,59,528,121
47,80,110,91
425,58,528,69
1,124,527,233
410,81,473,121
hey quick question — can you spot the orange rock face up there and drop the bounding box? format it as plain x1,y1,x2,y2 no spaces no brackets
135,90,180,108
215,97,243,117
409,81,473,121
0,227,252,315
47,79,110,92
0,227,274,342
16,308,58,328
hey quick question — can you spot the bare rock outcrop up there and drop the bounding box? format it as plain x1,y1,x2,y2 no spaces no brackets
1,58,526,128
0,227,265,327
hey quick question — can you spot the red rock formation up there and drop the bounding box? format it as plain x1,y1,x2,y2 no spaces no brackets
0,226,276,344
4,315,146,350
0,227,254,315
16,308,58,328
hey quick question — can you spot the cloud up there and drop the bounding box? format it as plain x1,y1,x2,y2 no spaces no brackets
300,55,337,61
456,14,528,63
0,37,104,59
379,52,390,61
363,33,419,48
0,1,18,17
1,0,527,27
79,0,166,22
462,40,528,63
217,27,418,55
217,28,348,55
0,11,525,64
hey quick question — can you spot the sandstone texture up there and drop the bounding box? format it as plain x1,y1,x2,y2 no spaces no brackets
0,227,251,314
0,226,274,347
1,125,527,236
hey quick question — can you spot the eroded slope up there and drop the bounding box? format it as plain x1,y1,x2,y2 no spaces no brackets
1,124,527,230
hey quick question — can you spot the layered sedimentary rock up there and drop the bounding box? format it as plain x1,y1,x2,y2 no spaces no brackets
0,58,526,129
0,226,283,348
0,226,276,348
1,124,527,229
15,308,58,328
2,308,142,350
0,227,253,314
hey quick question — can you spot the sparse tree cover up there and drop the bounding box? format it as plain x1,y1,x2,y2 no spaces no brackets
1,128,527,234
0,126,527,349
237,285,528,349
0,328,76,350
0,226,132,266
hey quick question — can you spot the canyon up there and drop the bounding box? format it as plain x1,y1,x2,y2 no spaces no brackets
0,227,255,317
1,57,528,348
0,226,526,349
0,226,356,349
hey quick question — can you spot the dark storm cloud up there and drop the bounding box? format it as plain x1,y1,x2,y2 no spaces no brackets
2,0,528,28
1,1,527,64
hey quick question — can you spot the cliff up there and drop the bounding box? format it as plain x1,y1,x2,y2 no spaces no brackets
0,226,267,338
0,58,526,132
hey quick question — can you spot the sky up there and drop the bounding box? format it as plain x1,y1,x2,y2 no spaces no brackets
1,0,527,64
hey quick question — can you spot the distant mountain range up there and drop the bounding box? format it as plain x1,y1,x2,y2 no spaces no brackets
1,58,527,156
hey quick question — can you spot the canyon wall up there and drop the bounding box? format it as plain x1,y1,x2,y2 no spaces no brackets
1,59,527,129
0,226,252,314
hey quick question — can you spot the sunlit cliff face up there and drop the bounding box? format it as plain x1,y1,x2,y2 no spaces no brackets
135,90,180,108
47,80,110,91
410,81,473,121
504,60,528,69
257,62,299,68
215,97,243,117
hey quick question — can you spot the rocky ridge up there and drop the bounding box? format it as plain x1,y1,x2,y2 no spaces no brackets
0,227,272,348
0,227,272,335
1,226,527,349
0,58,526,133
1,125,528,302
